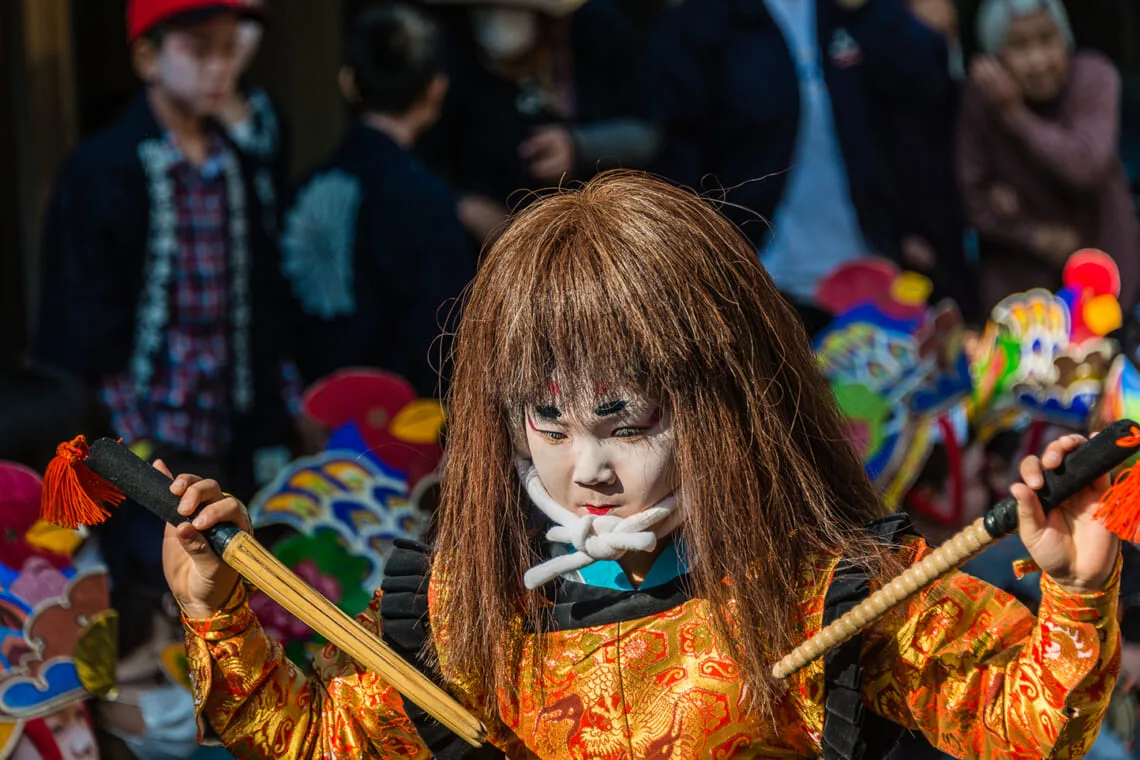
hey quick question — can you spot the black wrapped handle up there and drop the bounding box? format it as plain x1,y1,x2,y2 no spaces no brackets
85,437,242,556
984,418,1140,538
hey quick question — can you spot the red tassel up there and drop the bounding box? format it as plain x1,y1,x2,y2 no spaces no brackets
1093,426,1140,542
40,436,125,530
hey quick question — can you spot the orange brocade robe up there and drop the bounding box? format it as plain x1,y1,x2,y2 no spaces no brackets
183,537,1121,759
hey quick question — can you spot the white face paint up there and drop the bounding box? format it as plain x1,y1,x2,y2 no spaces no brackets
522,391,677,519
154,15,242,117
471,8,539,61
235,21,264,72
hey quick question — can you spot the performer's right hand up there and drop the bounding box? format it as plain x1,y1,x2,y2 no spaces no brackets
156,461,252,618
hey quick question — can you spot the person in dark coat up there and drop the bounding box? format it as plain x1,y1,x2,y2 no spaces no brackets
875,0,977,322
419,0,658,244
34,0,300,499
281,4,475,397
646,0,950,335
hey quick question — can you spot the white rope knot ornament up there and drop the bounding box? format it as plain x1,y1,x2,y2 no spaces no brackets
517,459,682,590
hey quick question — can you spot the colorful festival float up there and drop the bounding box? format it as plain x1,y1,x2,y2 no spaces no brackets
815,250,1126,539
814,259,974,530
972,249,1123,446
1099,293,1140,464
0,462,115,760
246,369,444,666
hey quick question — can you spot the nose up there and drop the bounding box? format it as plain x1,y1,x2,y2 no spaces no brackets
72,728,96,757
572,440,616,488
206,51,238,80
1025,47,1052,75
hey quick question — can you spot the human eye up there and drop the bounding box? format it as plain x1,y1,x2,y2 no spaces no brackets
612,426,649,440
185,34,210,57
527,409,568,443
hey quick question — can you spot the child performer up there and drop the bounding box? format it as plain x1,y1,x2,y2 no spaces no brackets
163,173,1120,759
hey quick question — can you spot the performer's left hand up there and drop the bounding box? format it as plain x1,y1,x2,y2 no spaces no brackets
1013,434,1119,595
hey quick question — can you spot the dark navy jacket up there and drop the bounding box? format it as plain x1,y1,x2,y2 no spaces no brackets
421,0,640,207
34,92,295,484
646,0,950,255
282,122,475,396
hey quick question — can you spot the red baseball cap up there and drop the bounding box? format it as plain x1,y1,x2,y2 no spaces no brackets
127,0,265,43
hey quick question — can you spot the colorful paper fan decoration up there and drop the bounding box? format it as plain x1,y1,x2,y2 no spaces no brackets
248,421,430,665
1100,353,1140,431
815,259,972,510
814,258,900,315
972,250,1122,429
0,463,76,572
302,368,445,492
0,553,117,750
0,720,18,758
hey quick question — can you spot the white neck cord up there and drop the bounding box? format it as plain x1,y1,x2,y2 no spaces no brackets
516,459,683,590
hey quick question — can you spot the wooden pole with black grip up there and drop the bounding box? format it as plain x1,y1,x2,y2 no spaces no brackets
40,436,487,748
772,418,1140,680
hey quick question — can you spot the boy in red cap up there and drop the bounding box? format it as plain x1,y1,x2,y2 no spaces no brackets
35,0,301,499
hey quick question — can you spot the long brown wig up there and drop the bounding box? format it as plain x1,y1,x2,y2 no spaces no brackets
433,171,891,717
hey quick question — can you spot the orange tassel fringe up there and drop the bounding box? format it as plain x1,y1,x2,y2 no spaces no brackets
40,436,125,529
1093,426,1140,542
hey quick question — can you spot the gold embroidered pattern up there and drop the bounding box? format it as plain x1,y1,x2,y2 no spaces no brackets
184,538,1119,758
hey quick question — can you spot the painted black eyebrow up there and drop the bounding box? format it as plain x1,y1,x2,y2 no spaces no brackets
594,399,628,418
535,405,562,420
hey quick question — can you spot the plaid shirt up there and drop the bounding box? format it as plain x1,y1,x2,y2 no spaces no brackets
101,135,301,458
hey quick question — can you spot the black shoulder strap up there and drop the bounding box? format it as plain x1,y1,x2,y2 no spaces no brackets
384,516,915,760
379,539,506,760
820,513,916,760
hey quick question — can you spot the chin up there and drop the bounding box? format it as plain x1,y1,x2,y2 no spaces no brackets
194,98,225,118
1025,83,1063,103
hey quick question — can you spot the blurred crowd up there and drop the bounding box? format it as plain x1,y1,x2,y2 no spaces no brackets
4,0,1140,757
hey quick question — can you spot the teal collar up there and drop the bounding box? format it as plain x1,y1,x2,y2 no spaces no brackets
557,537,690,591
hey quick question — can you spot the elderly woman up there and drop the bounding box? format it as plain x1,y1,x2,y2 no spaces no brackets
958,0,1139,314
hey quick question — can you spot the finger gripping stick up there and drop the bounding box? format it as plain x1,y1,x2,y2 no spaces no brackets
984,418,1140,538
84,438,241,556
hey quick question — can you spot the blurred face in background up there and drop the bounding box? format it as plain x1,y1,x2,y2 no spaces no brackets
471,7,540,61
11,704,98,760
999,8,1070,102
45,704,97,760
135,13,243,117
908,0,959,41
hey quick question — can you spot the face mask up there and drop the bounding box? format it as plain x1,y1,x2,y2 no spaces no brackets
471,8,539,60
106,684,200,760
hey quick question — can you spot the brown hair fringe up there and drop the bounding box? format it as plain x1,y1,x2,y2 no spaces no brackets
433,171,893,719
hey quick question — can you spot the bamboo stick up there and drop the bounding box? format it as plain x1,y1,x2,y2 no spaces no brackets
773,418,1140,680
66,437,488,747
221,532,486,745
